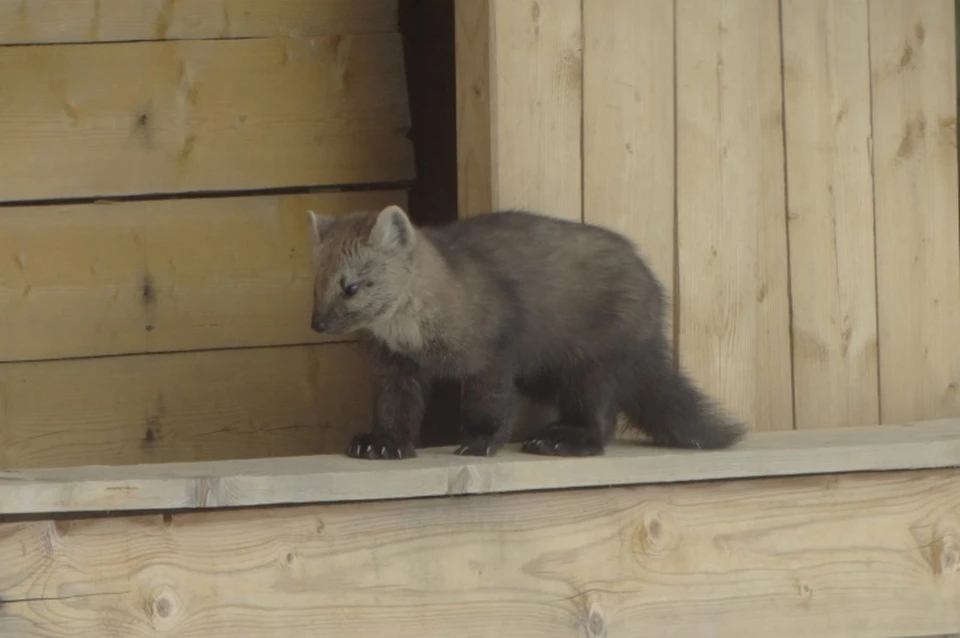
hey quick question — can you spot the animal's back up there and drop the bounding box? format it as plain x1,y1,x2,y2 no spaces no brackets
423,210,666,363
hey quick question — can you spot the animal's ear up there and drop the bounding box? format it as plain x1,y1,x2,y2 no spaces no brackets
369,205,415,251
306,210,335,244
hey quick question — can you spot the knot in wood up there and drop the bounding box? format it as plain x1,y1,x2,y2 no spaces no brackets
585,607,607,637
634,511,673,556
928,530,960,576
936,541,959,575
150,587,180,626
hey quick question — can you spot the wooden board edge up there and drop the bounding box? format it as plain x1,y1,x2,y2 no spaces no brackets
1,419,958,516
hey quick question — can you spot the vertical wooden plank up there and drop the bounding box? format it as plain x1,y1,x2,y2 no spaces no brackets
583,0,675,330
781,0,880,429
455,0,583,221
455,0,493,217
490,0,582,221
676,0,794,431
869,0,960,423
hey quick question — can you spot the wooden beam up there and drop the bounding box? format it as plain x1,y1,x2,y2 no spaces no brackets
675,0,794,431
1,419,958,516
454,0,582,220
582,0,675,336
0,0,399,44
454,0,494,217
869,0,960,424
0,468,957,637
781,0,880,430
0,35,413,203
0,343,373,472
0,190,404,362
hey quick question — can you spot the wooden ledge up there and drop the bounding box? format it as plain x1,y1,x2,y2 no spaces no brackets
1,419,958,516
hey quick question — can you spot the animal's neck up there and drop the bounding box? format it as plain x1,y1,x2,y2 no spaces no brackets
367,232,463,355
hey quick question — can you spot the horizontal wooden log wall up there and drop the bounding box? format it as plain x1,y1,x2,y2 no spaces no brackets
1,463,958,637
457,0,960,434
0,0,415,469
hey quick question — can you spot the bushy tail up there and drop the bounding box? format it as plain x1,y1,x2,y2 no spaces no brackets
620,335,746,450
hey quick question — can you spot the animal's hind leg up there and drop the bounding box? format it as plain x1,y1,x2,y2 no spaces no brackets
455,360,518,457
521,363,618,457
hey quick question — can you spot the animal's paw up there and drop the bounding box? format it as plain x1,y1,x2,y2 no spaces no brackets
346,433,416,460
454,434,498,457
521,425,604,457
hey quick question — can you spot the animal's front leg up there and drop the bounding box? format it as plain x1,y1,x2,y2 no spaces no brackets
455,361,517,457
347,354,427,460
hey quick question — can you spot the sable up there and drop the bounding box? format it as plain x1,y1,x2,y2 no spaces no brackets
307,205,746,460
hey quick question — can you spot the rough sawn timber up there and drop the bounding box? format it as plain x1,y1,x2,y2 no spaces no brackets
0,419,958,516
0,467,957,637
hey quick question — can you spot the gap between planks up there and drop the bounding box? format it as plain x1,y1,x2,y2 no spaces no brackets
0,419,958,517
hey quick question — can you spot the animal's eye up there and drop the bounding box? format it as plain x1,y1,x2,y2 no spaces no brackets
341,282,360,298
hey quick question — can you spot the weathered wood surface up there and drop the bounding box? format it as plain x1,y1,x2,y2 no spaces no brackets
582,0,675,336
1,419,958,516
675,0,794,431
454,0,494,217
781,0,880,430
0,0,399,44
0,35,413,202
455,0,582,220
0,344,373,471
869,0,960,424
0,190,404,362
0,468,957,637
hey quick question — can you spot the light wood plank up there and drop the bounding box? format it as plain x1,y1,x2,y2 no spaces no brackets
869,0,960,424
781,0,880,429
490,0,582,221
0,36,413,203
583,0,675,334
0,344,373,472
1,419,958,516
454,0,493,217
1,469,958,637
676,0,794,431
456,0,582,220
0,0,398,44
0,190,405,362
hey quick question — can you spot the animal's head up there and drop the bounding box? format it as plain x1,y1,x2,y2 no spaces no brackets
306,204,418,335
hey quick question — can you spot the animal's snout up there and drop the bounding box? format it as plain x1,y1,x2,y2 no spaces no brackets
310,309,327,334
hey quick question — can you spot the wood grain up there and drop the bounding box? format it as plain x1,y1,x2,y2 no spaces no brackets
0,190,404,362
0,469,958,637
0,36,413,203
456,0,582,221
582,0,675,334
0,0,398,44
454,0,493,217
0,343,373,472
676,0,794,431
869,0,960,424
1,419,958,515
781,0,880,429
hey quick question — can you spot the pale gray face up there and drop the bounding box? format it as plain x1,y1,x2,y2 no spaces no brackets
308,206,416,335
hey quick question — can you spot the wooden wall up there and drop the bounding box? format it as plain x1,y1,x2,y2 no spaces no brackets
457,0,960,433
0,1,419,469
2,466,958,636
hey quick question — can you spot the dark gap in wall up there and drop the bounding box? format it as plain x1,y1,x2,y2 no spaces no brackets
398,0,461,447
0,181,413,209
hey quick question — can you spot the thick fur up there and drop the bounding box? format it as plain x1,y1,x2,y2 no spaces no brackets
307,206,746,460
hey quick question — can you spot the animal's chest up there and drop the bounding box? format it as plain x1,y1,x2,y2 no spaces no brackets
413,341,484,380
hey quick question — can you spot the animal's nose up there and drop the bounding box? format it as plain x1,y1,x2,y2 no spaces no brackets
310,310,327,334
